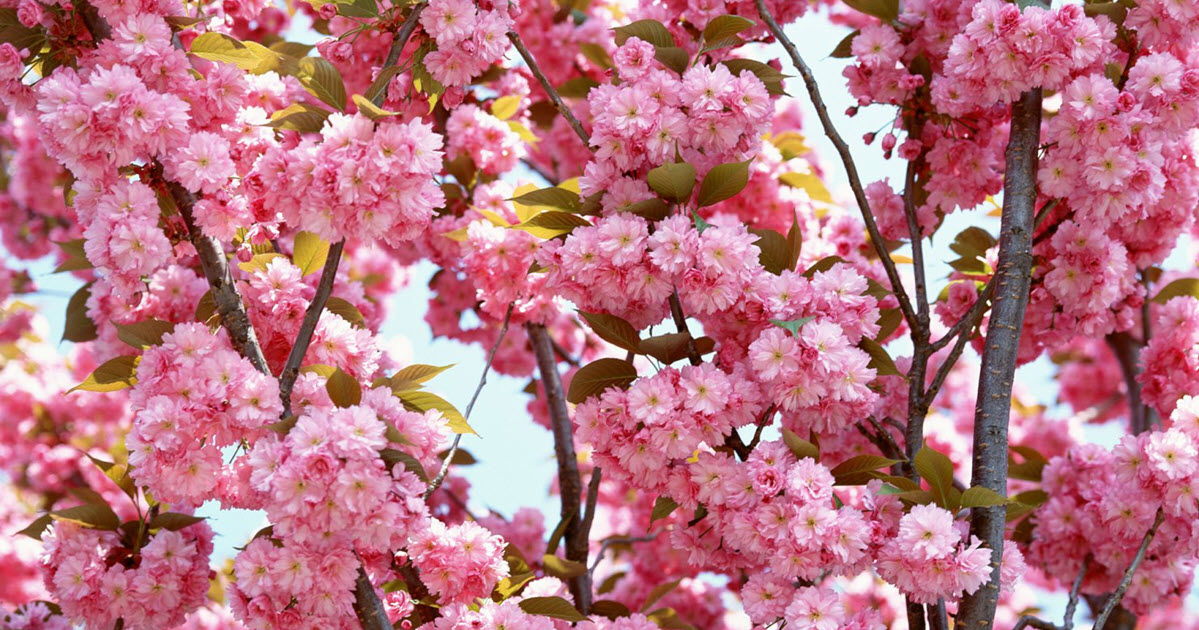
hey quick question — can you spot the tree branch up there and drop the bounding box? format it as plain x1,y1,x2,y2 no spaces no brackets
587,533,659,580
527,322,591,612
751,0,917,330
1093,509,1165,630
424,303,516,499
1106,331,1155,435
372,2,427,107
167,179,270,375
279,239,345,414
507,30,590,145
351,564,393,630
957,87,1044,630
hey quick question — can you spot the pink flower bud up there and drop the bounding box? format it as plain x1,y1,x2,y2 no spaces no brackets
16,0,42,28
881,133,897,152
318,2,337,20
863,132,876,145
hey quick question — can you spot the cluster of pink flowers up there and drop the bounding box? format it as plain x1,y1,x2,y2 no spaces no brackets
1140,297,1199,425
446,104,527,175
936,1,1115,115
41,521,214,629
536,214,764,328
1,601,71,630
1039,220,1139,338
126,323,283,507
748,319,877,436
230,537,362,628
408,519,508,604
249,114,445,247
575,363,761,489
580,37,773,198
875,504,996,604
419,0,513,87
1029,396,1199,614
242,392,435,554
76,180,173,296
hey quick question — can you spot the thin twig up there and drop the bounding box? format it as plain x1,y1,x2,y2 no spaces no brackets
1012,617,1061,630
924,282,995,406
424,303,516,499
507,30,590,145
668,289,703,367
579,466,602,555
752,0,917,330
372,2,427,107
1064,556,1090,630
587,534,659,579
1093,509,1165,630
929,275,997,352
279,239,345,414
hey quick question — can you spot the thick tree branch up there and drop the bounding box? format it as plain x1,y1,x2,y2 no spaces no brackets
1093,509,1165,630
352,565,393,630
527,322,592,612
279,239,345,413
1106,331,1155,435
751,0,917,330
957,88,1043,630
168,180,271,375
507,31,590,145
424,303,515,499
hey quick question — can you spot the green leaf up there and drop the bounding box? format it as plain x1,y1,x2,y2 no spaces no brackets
580,43,614,69
63,284,98,343
786,215,802,271
691,210,712,235
769,316,815,336
149,513,206,531
49,503,120,531
1152,278,1199,304
701,15,754,53
782,429,819,460
1083,1,1127,25
380,448,429,482
638,333,715,364
842,0,900,21
17,514,53,540
623,198,670,221
641,578,682,613
88,455,136,499
830,455,902,485
189,32,260,69
333,0,378,18
749,228,790,275
650,495,679,525
859,337,901,377
353,94,397,120
830,29,859,58
510,187,582,211
647,162,696,203
53,239,92,273
960,487,1009,509
597,571,626,595
542,554,587,579
612,19,675,47
115,319,175,349
779,171,833,204
237,253,288,273
395,390,474,434
69,355,138,393
268,103,331,133
292,231,330,276
914,445,956,510
324,296,365,328
491,95,521,120
875,307,903,342
494,571,536,601
439,448,476,465
654,46,689,75
514,211,593,239
297,57,347,112
567,358,638,404
580,311,642,353
388,363,453,388
558,77,600,98
721,58,788,95
802,255,848,278
326,367,362,407
591,599,632,620
1008,445,1047,482
520,597,589,623
697,160,751,207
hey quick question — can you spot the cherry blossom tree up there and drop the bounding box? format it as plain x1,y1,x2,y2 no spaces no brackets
0,0,1197,629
